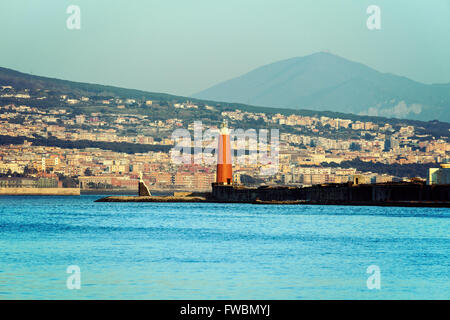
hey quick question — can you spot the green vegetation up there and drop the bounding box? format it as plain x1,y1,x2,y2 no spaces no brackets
0,135,172,154
323,158,436,178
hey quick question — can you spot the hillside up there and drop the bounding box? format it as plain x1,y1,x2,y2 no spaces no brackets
0,66,183,102
0,65,449,139
194,52,450,122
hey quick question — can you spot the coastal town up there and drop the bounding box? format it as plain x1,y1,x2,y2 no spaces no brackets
0,84,449,193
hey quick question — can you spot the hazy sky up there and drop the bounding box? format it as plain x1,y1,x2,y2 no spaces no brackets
0,0,449,96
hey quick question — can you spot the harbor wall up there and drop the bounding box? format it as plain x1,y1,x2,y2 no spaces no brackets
212,183,450,203
0,188,80,196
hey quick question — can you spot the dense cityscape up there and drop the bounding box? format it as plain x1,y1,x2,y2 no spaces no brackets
0,84,449,192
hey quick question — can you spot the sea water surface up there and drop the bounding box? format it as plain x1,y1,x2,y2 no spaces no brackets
0,195,449,299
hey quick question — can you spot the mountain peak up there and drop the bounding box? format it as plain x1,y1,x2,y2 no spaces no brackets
193,53,450,122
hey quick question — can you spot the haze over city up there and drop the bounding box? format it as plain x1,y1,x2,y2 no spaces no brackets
1,0,450,96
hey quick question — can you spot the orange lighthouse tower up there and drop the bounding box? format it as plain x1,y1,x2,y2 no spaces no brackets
216,120,233,185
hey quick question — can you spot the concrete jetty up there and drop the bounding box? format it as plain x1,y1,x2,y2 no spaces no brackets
95,195,209,203
95,182,450,207
0,187,80,196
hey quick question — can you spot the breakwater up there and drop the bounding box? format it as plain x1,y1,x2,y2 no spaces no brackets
0,187,80,196
95,183,450,207
96,195,208,203
212,183,450,207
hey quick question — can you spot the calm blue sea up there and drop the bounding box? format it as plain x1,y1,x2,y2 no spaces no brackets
0,195,449,299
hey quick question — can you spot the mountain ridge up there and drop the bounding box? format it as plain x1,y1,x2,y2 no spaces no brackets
0,64,449,132
194,52,450,122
